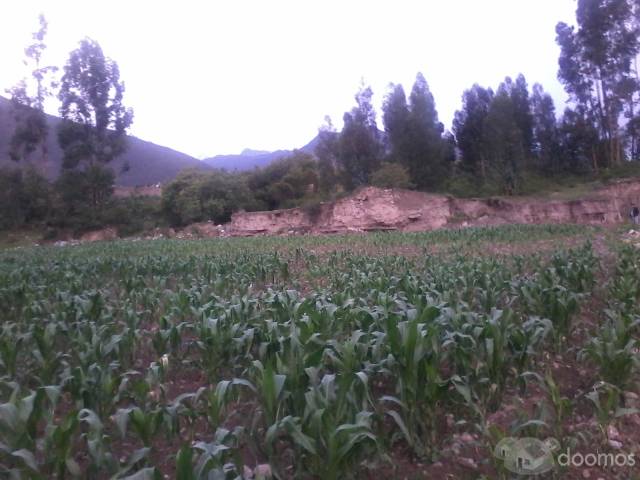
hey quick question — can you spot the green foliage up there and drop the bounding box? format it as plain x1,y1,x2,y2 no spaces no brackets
382,74,452,190
51,166,118,231
7,106,48,163
57,38,133,169
453,84,494,180
581,315,639,390
106,195,164,237
336,84,383,189
381,83,410,163
453,75,536,194
531,83,562,174
162,169,255,226
484,86,526,194
556,0,640,167
579,246,640,395
247,152,319,210
57,38,133,212
0,167,51,230
162,153,323,227
314,117,340,194
369,162,413,189
0,169,29,229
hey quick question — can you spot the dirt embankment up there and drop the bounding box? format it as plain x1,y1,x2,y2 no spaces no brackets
224,179,640,237
67,178,640,243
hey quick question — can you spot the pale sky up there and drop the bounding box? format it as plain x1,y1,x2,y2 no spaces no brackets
1,0,577,159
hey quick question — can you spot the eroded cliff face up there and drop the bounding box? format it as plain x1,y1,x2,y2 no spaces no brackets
226,179,640,236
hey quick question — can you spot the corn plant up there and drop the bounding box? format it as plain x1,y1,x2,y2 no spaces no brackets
380,306,447,458
0,225,604,478
268,371,378,480
114,406,163,448
522,371,575,448
580,313,639,393
175,428,245,480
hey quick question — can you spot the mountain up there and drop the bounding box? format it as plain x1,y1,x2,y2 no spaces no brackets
0,96,210,186
203,134,320,171
240,148,271,156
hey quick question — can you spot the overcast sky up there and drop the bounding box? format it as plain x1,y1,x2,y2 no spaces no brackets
1,0,578,159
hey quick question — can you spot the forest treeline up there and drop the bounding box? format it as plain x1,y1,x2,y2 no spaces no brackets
3,0,640,235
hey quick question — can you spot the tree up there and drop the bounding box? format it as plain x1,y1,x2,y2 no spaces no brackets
382,83,411,164
453,84,494,181
162,170,255,226
627,115,640,160
0,169,26,229
405,73,449,188
337,84,383,189
382,74,450,189
503,74,534,156
314,116,340,194
531,84,562,174
0,167,50,230
484,88,526,194
21,165,52,222
248,152,319,209
556,0,640,168
558,106,600,173
57,38,133,207
626,0,640,160
6,14,57,164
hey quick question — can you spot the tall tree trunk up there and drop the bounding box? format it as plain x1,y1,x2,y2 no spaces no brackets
594,77,608,141
596,74,615,167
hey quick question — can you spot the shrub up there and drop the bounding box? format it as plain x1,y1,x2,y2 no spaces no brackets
369,162,414,189
162,169,255,226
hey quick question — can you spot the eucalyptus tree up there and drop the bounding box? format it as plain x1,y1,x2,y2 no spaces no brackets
57,38,133,207
337,84,383,189
556,0,640,168
382,74,450,190
6,14,58,164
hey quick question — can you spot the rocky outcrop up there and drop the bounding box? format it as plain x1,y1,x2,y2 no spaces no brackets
69,178,640,243
229,209,311,236
226,179,640,236
450,197,622,227
79,227,119,242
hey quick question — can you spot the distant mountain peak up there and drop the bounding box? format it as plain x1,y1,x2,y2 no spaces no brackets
240,148,271,156
203,135,320,171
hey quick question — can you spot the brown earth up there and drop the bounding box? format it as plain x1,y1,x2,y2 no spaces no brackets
225,178,640,237
79,227,118,242
70,178,640,243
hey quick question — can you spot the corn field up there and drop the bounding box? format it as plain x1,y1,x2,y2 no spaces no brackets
0,225,638,479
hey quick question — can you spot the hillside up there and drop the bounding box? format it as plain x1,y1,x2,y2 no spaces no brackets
0,96,211,186
203,134,319,170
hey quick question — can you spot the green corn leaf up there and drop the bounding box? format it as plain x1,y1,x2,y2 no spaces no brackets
117,467,161,480
384,410,413,447
11,449,39,472
175,445,195,480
